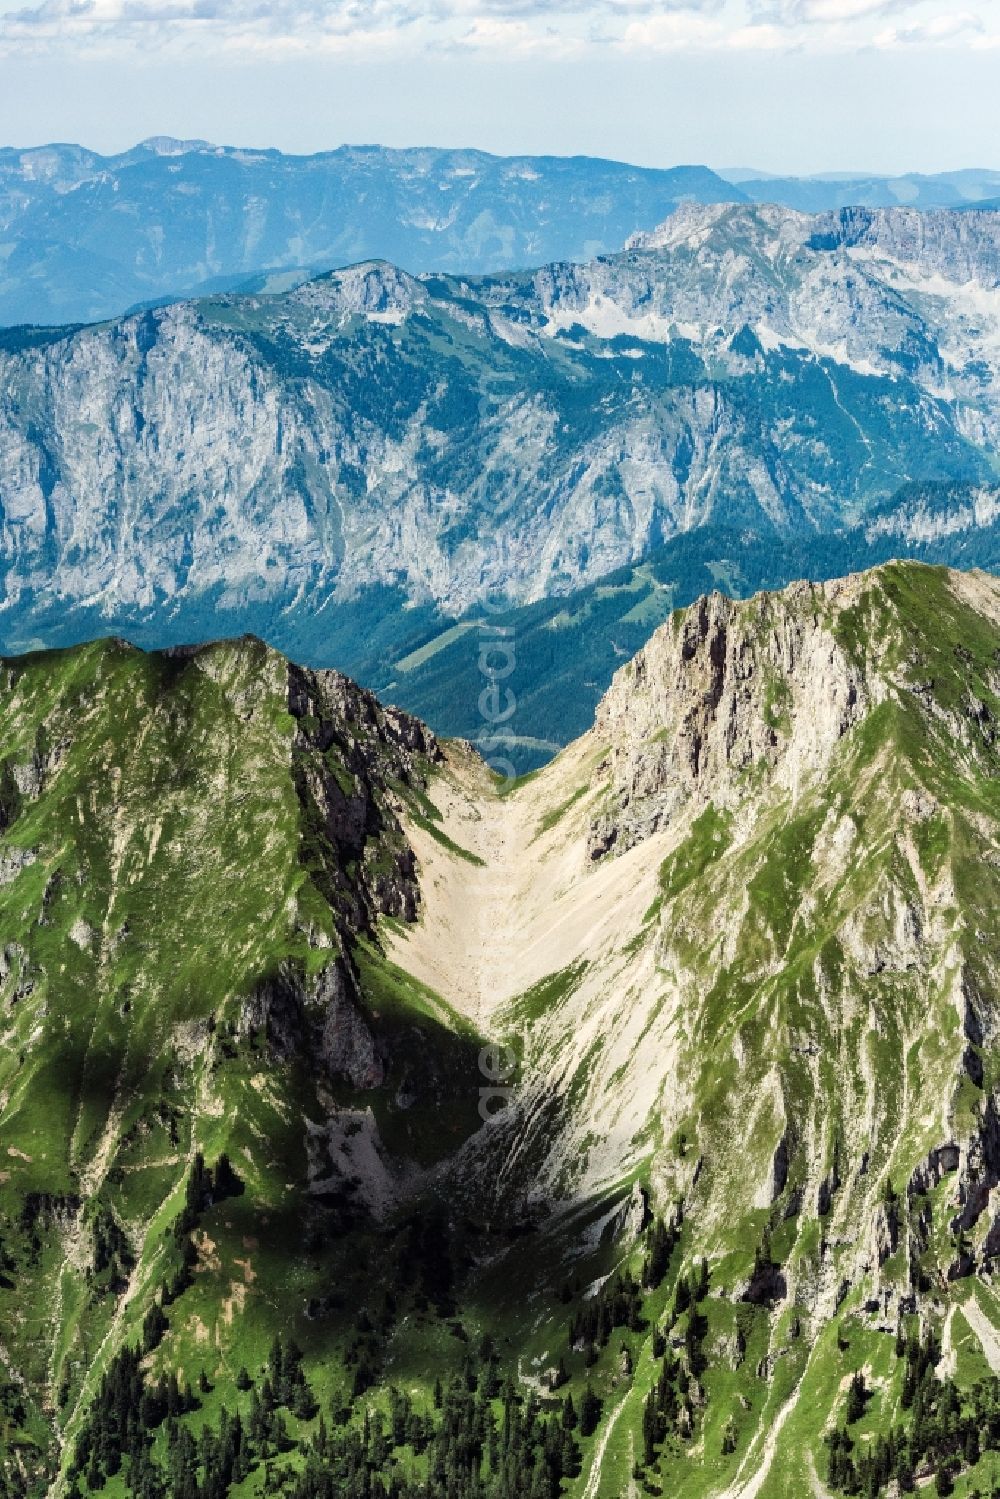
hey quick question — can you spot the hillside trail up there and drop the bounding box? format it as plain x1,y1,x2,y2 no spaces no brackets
715,1337,819,1499
580,1387,631,1499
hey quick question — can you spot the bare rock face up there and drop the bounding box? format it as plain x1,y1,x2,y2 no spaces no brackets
739,1259,787,1308
868,1199,901,1271
286,660,438,932
238,965,308,1057
602,1181,651,1245
315,961,385,1091
809,204,1000,286
0,846,36,886
756,1134,789,1209
588,578,871,857
908,1143,962,1198
629,201,1000,288
948,1099,1000,1240
0,940,32,1007
238,958,384,1091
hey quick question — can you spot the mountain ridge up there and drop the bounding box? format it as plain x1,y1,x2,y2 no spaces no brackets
3,140,1000,329
0,142,741,328
5,561,1000,1496
4,202,1000,762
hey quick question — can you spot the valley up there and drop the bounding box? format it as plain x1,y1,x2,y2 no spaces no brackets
3,562,1000,1496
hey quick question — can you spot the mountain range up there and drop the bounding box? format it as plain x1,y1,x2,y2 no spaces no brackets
722,165,1000,214
0,140,737,329
3,561,1000,1498
2,200,1000,765
6,116,1000,1499
2,139,1000,329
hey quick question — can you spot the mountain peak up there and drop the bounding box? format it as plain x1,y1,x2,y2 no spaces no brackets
589,561,1000,859
625,197,803,251
136,135,216,156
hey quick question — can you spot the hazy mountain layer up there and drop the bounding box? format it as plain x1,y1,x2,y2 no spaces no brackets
0,140,739,328
4,563,1000,1498
3,140,1000,330
723,165,1000,214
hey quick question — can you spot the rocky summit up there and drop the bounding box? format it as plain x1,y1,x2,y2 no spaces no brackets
4,560,1000,1497
3,204,1000,763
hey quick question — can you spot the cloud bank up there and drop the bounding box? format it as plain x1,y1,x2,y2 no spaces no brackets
0,0,995,60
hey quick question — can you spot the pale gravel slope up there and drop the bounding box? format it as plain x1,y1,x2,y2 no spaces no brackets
387,728,691,1204
387,735,671,1027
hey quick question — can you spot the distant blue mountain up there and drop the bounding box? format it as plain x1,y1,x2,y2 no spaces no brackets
5,139,999,330
720,166,1000,212
0,139,743,326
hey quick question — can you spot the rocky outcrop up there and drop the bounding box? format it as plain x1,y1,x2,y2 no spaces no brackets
0,846,36,886
239,958,385,1092
316,961,385,1091
767,1135,790,1205
807,205,1000,286
739,1258,787,1307
602,1182,651,1245
908,1143,962,1198
286,660,438,932
0,941,32,1007
237,965,308,1058
588,578,872,856
868,1200,901,1270
946,1100,1000,1242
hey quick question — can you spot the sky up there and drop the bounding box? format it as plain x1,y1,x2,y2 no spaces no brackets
0,0,997,173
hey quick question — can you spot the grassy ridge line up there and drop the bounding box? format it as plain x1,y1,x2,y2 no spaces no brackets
0,635,481,1485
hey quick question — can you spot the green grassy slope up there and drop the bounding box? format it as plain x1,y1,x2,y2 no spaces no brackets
6,568,1000,1499
0,637,486,1492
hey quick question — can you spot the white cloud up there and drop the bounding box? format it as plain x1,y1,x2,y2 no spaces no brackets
874,9,985,45
791,0,906,19
617,10,724,50
451,14,587,54
1,0,996,59
726,18,793,45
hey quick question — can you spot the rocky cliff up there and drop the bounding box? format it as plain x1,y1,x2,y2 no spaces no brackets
1,204,999,665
